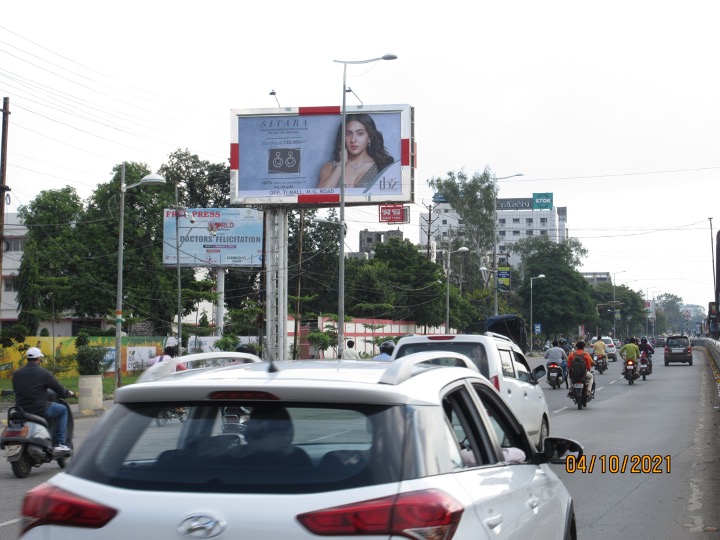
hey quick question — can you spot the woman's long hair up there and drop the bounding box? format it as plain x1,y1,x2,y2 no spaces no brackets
331,114,394,171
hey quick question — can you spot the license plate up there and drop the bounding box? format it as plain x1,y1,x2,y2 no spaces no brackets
573,383,584,388
3,444,21,458
672,349,684,353
627,365,634,370
549,373,557,378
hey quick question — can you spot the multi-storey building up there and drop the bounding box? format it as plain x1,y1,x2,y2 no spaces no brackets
420,193,568,268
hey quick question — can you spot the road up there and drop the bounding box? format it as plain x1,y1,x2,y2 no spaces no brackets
528,347,720,538
1,350,719,539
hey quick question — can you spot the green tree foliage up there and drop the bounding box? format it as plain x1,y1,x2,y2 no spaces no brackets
512,236,595,338
656,293,684,334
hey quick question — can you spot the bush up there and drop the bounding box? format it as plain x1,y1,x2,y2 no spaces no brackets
76,346,109,376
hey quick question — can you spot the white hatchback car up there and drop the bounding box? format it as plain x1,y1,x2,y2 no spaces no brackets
17,352,581,540
392,332,550,448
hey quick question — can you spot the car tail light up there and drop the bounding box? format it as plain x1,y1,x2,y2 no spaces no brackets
297,489,463,538
208,390,279,400
21,483,117,534
490,374,500,391
427,336,456,341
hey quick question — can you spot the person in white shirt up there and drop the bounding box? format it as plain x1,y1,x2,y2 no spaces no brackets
341,340,362,360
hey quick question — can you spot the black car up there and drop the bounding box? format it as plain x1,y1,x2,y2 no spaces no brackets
664,335,692,365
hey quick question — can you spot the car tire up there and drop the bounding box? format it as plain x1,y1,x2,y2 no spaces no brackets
665,360,669,366
688,359,693,366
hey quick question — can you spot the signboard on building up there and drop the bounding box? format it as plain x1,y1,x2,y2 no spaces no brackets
162,208,264,268
709,302,717,321
379,204,407,223
533,193,553,209
230,104,414,207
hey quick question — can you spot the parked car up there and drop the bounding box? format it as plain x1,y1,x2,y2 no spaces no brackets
589,336,617,361
391,332,550,449
664,335,692,365
17,352,581,540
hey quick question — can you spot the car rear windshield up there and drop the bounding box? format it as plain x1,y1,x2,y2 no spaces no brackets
67,401,405,494
394,341,490,378
667,337,689,347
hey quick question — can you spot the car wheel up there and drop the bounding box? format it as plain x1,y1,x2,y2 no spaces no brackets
688,359,693,366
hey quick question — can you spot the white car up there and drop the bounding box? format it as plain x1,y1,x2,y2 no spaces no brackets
392,332,550,448
17,352,581,540
590,336,617,361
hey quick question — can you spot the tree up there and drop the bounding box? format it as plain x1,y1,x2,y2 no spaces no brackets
656,293,684,334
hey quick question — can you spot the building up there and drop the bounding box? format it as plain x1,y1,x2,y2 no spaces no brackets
358,228,403,253
581,272,612,285
420,193,568,267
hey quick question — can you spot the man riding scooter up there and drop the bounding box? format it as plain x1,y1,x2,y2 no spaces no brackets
592,337,608,371
619,337,641,377
638,336,655,374
12,347,75,452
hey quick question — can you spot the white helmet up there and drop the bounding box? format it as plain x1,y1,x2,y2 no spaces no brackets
26,347,44,359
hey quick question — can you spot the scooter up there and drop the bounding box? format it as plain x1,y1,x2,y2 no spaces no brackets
155,407,187,426
568,375,596,410
0,390,74,478
546,362,567,389
639,352,650,381
594,354,608,374
624,359,639,385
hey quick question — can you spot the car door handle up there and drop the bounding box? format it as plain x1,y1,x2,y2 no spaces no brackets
483,513,503,530
527,496,540,511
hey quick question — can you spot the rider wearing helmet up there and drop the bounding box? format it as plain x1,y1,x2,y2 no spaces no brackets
373,341,395,361
638,336,655,373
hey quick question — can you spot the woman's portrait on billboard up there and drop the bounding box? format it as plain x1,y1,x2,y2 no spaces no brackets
317,113,395,190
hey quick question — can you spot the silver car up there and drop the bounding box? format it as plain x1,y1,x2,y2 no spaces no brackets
17,352,581,540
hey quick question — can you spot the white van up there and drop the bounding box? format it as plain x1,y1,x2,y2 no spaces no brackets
392,332,550,448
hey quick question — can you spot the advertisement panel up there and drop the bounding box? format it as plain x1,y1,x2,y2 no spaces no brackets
533,193,553,209
163,208,264,268
230,104,414,206
497,266,511,292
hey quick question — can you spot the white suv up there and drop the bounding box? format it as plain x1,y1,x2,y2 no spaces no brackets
392,332,550,448
17,352,581,540
590,336,617,361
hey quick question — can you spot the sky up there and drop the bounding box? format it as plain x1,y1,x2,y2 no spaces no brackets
1,1,718,310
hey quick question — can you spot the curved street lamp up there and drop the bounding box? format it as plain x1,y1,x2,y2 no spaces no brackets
333,53,397,358
115,164,165,388
529,274,546,351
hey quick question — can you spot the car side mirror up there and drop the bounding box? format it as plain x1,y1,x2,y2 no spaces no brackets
531,365,546,381
541,436,584,464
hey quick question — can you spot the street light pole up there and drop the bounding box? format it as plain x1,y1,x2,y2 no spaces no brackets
174,182,195,354
446,247,469,331
612,270,626,337
529,274,545,351
115,164,165,388
491,173,523,316
333,53,396,357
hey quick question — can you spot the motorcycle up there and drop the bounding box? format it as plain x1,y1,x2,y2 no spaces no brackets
624,359,639,385
639,352,650,381
0,390,74,478
546,362,567,389
568,375,596,410
594,354,608,374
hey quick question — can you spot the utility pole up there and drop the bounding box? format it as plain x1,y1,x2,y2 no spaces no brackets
0,98,12,319
421,201,440,260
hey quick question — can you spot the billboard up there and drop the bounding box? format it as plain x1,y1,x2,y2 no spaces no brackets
497,266,511,292
230,104,414,206
162,208,264,268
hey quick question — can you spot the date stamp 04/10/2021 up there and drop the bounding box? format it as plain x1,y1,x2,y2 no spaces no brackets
565,455,671,474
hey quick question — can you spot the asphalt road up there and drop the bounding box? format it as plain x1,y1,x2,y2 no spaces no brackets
1,350,719,540
528,347,720,539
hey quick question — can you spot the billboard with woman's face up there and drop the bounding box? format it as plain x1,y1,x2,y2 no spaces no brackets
230,104,414,206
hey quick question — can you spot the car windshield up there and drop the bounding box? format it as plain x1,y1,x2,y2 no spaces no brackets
667,337,689,347
67,401,405,494
394,341,490,377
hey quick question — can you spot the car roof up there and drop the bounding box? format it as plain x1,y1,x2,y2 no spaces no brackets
394,332,520,350
117,351,486,407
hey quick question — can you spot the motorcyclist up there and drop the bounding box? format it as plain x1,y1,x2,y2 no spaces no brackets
373,341,395,361
638,336,655,373
567,341,594,397
11,347,75,452
559,338,573,355
544,340,568,387
619,337,641,376
592,337,608,367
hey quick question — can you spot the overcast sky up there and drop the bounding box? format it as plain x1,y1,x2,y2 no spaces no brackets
2,1,718,311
